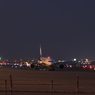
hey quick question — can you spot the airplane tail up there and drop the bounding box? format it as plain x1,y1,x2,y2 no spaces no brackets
40,44,42,57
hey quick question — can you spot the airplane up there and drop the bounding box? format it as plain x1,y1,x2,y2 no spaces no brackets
30,44,55,70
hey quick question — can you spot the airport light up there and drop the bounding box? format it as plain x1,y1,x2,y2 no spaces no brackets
86,59,88,62
74,58,76,61
47,56,50,58
0,57,2,60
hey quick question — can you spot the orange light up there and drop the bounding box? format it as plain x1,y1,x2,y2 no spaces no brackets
47,56,50,58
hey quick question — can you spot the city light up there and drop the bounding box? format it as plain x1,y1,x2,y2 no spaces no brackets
74,58,76,61
0,57,2,60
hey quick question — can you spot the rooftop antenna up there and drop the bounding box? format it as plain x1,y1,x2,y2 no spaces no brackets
40,44,42,57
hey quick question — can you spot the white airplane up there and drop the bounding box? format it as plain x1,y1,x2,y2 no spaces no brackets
39,44,54,66
31,44,55,70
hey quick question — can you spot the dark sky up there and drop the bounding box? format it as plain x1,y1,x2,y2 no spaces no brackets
0,0,95,60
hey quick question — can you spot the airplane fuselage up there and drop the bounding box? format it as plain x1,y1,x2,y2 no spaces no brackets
40,57,54,66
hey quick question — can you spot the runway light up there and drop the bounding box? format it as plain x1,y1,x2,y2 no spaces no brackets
82,66,85,68
89,66,92,69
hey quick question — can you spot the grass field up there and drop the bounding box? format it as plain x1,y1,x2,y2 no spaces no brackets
0,68,95,95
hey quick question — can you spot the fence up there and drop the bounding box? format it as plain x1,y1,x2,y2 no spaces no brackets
0,74,95,95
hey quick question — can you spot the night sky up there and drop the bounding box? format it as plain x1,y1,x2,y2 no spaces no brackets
0,0,95,60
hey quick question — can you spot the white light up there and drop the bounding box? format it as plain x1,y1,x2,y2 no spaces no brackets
86,59,88,61
74,58,76,61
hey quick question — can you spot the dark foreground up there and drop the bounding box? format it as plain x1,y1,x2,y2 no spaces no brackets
0,68,95,95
